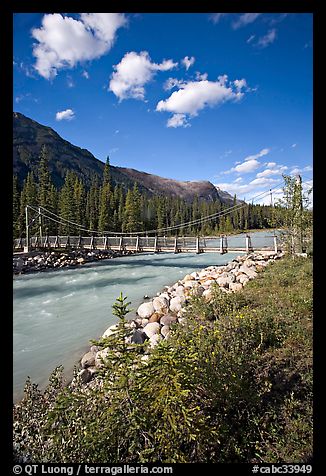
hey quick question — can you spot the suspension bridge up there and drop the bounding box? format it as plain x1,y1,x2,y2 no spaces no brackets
13,175,312,255
13,233,280,254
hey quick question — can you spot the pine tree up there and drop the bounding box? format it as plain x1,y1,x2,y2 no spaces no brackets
38,145,52,210
58,171,76,235
19,172,38,236
13,175,21,238
123,183,142,232
98,157,112,233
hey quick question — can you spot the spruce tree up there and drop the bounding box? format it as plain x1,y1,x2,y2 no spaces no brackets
13,175,20,238
58,171,76,235
19,172,38,236
98,157,112,233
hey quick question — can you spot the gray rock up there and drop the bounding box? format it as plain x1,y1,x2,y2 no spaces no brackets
131,329,147,344
137,301,155,318
81,351,96,369
143,322,161,338
77,368,93,384
160,314,177,326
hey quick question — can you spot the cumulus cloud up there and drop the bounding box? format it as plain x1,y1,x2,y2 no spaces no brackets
257,29,277,48
156,74,246,127
164,77,185,91
243,148,270,162
55,108,75,121
109,51,178,101
181,56,195,70
167,114,190,128
232,13,261,29
256,165,288,178
32,13,127,79
233,159,261,174
233,78,247,91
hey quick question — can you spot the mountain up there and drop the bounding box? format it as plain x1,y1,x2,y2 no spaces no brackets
13,112,236,204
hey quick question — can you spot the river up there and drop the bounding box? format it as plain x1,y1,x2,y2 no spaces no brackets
13,230,277,401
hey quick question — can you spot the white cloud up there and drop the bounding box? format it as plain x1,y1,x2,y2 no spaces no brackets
291,143,297,148
164,77,185,91
156,75,246,127
181,56,195,70
109,51,178,101
257,29,277,48
233,78,247,91
244,148,270,162
82,70,89,79
55,108,75,121
167,114,190,128
32,13,127,79
233,159,261,174
256,165,288,178
232,13,261,29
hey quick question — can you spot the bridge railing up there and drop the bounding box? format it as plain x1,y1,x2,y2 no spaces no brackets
13,233,281,253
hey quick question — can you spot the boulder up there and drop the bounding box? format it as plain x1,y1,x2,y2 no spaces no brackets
137,301,155,318
131,329,147,344
239,265,258,279
203,289,214,301
238,275,249,285
148,312,162,323
175,285,185,297
216,277,230,287
81,351,96,369
90,345,100,354
149,333,163,348
229,282,243,292
159,292,170,302
160,314,177,326
169,296,184,313
143,322,161,338
102,324,119,338
77,369,93,384
152,296,169,313
161,325,170,338
95,348,110,367
183,274,195,281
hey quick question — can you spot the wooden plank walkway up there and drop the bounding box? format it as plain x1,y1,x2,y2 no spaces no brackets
13,235,280,255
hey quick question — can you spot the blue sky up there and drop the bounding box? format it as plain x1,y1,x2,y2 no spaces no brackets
13,12,313,203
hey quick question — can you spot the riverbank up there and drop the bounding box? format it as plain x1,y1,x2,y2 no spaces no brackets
14,251,312,463
13,248,135,275
76,249,285,385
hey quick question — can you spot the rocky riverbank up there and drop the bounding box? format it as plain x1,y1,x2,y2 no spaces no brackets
76,249,285,386
13,248,135,275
